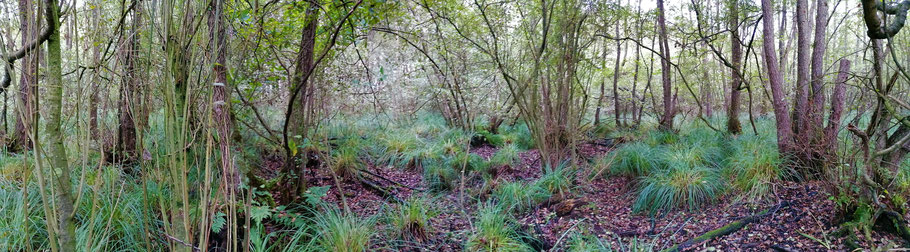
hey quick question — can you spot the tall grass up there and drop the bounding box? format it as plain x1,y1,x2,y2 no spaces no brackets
633,164,722,215
465,203,532,251
610,143,658,177
312,207,376,252
724,134,788,202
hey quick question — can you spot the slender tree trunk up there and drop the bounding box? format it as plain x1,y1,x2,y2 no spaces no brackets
727,1,743,134
761,0,795,152
595,40,606,127
118,2,141,163
793,0,811,144
809,0,828,140
657,0,674,131
209,0,239,249
44,0,76,248
825,59,850,149
631,0,643,123
612,20,623,127
285,3,318,198
12,0,38,153
89,0,100,143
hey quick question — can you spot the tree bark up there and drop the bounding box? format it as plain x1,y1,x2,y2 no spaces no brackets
727,0,743,134
44,0,76,248
118,2,141,163
612,19,623,127
657,0,674,131
761,0,795,152
793,0,811,144
809,0,828,141
90,0,100,143
285,2,318,198
824,59,850,149
12,0,38,153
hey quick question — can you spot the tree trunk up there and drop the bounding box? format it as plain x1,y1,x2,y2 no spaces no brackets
12,0,38,153
809,0,828,141
118,4,141,163
612,20,623,128
727,1,743,134
90,0,100,143
793,0,811,145
595,40,606,127
44,0,76,249
824,59,850,149
285,3,318,199
209,0,239,249
761,0,795,152
657,0,674,131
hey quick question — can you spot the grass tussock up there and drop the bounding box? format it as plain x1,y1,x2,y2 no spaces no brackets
314,208,376,252
633,164,722,215
387,196,437,243
724,134,788,202
465,204,532,251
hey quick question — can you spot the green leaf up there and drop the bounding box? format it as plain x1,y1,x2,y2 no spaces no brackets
250,206,272,224
305,186,330,205
211,212,227,233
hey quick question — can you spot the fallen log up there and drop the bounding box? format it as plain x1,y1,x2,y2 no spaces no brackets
661,201,790,252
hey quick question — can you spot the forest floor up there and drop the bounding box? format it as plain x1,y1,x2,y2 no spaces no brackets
266,141,905,251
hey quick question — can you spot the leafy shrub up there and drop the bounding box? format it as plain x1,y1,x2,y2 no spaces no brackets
465,204,532,251
493,181,549,213
633,165,722,215
314,208,376,252
387,196,437,242
610,143,658,177
725,134,788,202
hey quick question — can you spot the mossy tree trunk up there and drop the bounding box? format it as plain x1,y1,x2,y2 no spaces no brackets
44,0,77,249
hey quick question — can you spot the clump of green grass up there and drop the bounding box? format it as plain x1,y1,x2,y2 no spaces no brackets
424,159,456,192
331,147,362,179
465,204,532,251
376,131,420,168
500,123,534,150
644,130,679,146
493,181,549,213
633,165,722,215
535,162,574,197
610,143,658,177
489,144,520,168
725,134,788,202
387,196,437,243
314,208,376,252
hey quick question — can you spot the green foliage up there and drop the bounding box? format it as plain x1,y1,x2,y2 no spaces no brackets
331,147,363,179
499,123,535,150
490,144,520,168
493,181,549,213
535,162,574,197
610,143,657,177
387,196,437,242
633,165,722,215
724,134,788,202
465,204,532,251
644,130,679,146
314,208,376,252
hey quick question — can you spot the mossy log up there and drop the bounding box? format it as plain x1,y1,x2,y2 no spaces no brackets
662,201,790,252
